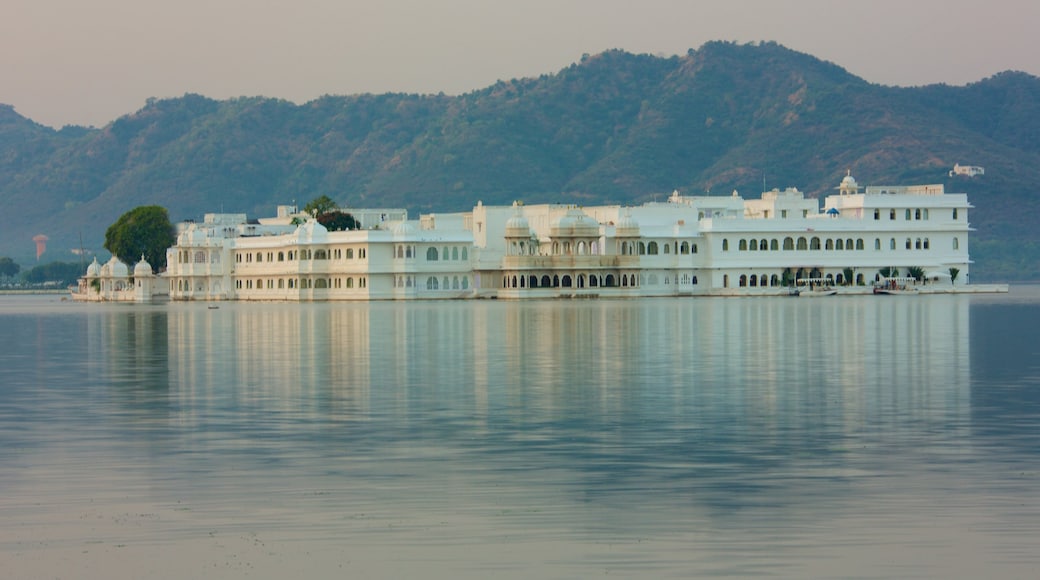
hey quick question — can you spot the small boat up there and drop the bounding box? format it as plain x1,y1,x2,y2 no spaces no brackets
794,278,837,297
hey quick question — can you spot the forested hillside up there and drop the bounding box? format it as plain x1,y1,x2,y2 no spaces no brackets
2,41,1038,280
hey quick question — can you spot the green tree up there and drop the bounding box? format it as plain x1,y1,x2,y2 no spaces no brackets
906,266,925,282
0,256,19,277
317,211,360,231
842,267,855,286
303,195,339,218
22,261,83,286
949,267,960,284
104,206,176,272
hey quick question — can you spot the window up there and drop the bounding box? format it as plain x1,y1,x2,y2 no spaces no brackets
826,239,834,251
953,208,959,220
953,237,959,250
797,237,808,250
875,238,881,250
722,239,729,251
890,209,896,220
890,238,896,250
783,237,794,250
770,239,779,251
906,238,912,250
905,209,912,220
648,241,659,255
915,209,921,220
738,239,747,251
874,209,880,220
427,247,439,261
856,239,864,250
810,237,821,250
781,210,788,218
834,239,842,250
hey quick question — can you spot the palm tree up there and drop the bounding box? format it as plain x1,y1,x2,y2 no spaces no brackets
949,267,960,285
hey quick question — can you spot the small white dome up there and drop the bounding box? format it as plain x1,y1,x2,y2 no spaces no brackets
297,219,329,242
551,208,599,236
134,256,153,277
105,256,129,278
86,257,101,277
615,211,639,235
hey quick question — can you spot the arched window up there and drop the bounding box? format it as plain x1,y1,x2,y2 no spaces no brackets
906,238,912,250
826,239,835,250
427,277,438,290
905,209,912,220
760,239,768,251
722,239,729,251
638,242,646,255
953,208,959,220
797,237,808,250
771,239,779,251
749,274,758,287
923,238,930,249
874,209,880,220
452,247,459,260
461,248,468,260
953,237,960,250
681,241,690,254
856,239,864,250
739,274,747,287
915,208,921,220
426,247,438,261
738,239,747,251
783,237,794,250
541,275,551,287
915,238,922,250
874,238,881,250
890,238,896,250
890,209,896,220
810,237,821,250
749,240,758,251
346,278,354,288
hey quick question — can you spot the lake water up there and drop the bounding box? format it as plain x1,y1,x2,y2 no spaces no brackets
1,289,1039,579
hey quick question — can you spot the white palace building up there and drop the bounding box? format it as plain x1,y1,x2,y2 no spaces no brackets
76,172,1001,302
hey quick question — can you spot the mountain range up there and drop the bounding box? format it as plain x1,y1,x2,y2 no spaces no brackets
2,41,1038,281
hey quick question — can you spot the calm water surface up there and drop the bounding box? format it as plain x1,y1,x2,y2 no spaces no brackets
1,289,1039,578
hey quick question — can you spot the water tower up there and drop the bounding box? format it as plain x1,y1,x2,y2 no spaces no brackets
32,234,49,261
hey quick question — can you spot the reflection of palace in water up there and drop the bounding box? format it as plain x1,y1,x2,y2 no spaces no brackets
141,296,972,437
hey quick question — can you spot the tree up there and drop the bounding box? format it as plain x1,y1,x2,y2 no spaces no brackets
303,195,339,218
0,256,19,277
949,267,960,284
104,206,176,272
842,267,855,286
906,266,924,282
22,261,83,286
317,211,360,231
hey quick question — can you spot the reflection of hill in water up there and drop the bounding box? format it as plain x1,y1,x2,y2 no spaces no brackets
970,296,1040,448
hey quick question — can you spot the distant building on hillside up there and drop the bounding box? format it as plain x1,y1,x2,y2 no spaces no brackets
950,163,984,177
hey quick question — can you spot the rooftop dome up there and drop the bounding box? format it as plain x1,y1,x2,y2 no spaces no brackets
134,255,153,277
505,203,531,237
551,208,599,237
103,256,129,278
839,170,859,193
615,211,640,236
86,257,101,277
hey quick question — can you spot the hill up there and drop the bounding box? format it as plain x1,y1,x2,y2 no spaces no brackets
2,41,1038,281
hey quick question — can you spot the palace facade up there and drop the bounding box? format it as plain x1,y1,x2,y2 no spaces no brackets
143,172,981,301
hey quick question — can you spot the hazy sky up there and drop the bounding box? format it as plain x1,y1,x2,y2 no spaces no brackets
4,0,1038,128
